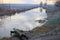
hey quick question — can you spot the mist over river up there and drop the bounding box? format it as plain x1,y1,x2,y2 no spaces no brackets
0,8,47,38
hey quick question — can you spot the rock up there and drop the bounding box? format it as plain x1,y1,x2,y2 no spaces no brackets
11,37,20,40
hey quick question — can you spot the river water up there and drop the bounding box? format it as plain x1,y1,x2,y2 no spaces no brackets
0,8,47,38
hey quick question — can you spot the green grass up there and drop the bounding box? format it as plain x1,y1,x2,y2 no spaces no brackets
0,37,11,40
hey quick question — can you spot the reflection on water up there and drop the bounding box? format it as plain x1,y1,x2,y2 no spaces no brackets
0,8,47,38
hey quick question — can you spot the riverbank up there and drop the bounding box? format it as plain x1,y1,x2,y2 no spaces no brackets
0,37,11,40
0,25,60,40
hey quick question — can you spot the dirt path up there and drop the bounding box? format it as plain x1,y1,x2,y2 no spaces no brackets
29,35,60,40
11,35,60,40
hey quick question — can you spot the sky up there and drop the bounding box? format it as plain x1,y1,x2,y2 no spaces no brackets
0,0,41,4
0,0,56,4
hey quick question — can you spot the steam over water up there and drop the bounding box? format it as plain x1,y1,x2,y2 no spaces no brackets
0,8,47,38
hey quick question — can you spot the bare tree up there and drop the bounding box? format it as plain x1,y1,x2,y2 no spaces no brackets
55,1,60,7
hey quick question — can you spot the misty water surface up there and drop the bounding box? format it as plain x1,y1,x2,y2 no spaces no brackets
0,8,47,38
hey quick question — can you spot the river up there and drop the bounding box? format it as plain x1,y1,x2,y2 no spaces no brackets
0,8,47,38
